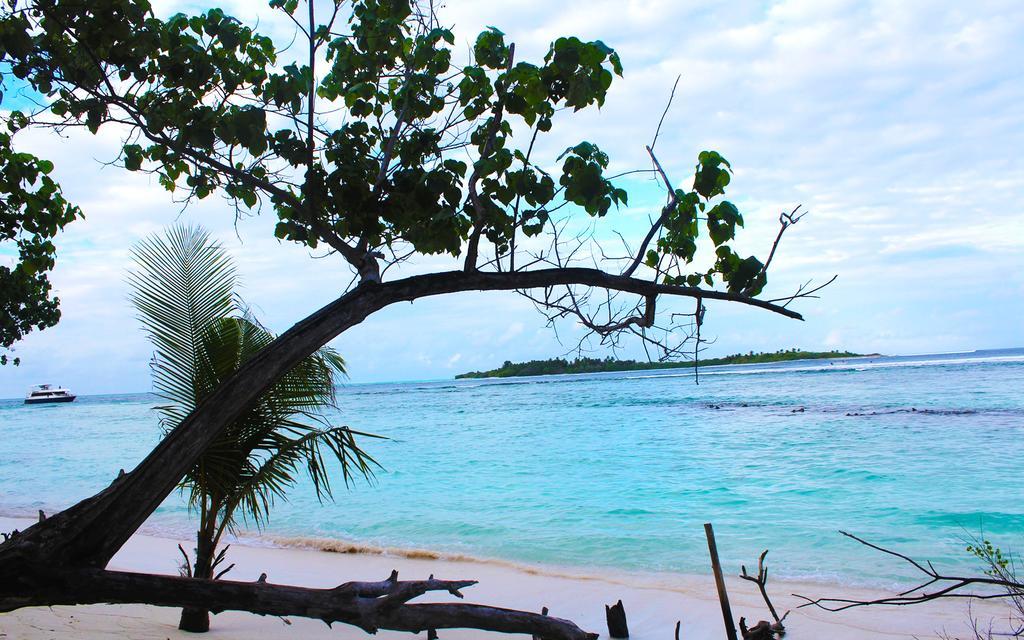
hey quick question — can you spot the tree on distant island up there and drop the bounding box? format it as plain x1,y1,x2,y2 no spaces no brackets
0,1,832,637
130,225,379,632
457,349,863,379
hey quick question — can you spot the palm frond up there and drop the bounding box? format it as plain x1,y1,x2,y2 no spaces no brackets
129,224,380,546
220,423,382,531
128,224,237,414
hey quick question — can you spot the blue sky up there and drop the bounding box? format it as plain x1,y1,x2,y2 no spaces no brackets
2,0,1023,397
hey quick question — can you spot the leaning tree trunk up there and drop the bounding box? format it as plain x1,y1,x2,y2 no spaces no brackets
0,269,799,637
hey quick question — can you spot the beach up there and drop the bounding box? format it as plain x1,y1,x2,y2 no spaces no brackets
0,516,1007,639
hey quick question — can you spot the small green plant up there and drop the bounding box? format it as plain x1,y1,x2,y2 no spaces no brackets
967,539,1011,577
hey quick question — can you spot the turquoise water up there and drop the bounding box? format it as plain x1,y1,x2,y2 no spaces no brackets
1,349,1022,587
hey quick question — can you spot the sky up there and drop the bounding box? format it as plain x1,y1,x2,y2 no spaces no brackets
1,0,1023,397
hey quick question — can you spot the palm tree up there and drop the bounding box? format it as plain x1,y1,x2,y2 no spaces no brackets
129,225,379,633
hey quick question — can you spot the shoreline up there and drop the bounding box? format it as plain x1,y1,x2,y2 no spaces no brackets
257,530,901,593
0,516,1011,639
0,507,931,592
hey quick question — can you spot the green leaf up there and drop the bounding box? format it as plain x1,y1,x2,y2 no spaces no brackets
706,201,742,246
473,27,509,69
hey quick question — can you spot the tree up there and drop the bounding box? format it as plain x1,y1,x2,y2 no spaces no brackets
0,1,828,637
0,123,80,365
129,224,378,632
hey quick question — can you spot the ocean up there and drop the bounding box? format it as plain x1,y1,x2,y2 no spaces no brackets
1,348,1022,588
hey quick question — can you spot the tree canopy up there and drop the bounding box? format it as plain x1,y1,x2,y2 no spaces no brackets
0,0,814,364
0,1,826,638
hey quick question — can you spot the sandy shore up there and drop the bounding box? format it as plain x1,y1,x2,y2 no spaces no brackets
0,516,1009,639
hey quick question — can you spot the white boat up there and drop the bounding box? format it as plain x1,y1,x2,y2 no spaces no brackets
24,384,76,404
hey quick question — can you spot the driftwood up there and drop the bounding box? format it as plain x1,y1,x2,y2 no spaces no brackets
739,618,774,640
605,599,629,638
0,564,596,639
739,550,789,637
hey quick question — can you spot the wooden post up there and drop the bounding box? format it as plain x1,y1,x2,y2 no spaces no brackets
704,523,738,640
605,599,629,638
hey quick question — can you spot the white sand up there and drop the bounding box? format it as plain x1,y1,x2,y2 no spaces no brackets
0,516,1009,639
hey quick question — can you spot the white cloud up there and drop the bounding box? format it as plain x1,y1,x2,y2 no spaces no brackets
497,322,525,345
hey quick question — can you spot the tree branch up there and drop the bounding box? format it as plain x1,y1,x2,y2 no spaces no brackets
760,205,805,278
621,145,677,278
649,74,680,152
306,0,317,177
465,44,515,272
2,566,596,640
38,5,370,270
794,531,1024,613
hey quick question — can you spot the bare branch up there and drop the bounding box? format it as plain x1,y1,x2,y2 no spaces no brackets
794,531,1024,612
760,205,806,277
650,74,681,152
766,275,838,308
621,146,677,278
739,550,789,629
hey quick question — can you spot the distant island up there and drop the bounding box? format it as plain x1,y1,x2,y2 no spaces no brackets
456,349,867,379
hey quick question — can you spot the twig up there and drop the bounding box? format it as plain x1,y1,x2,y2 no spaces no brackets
760,205,806,277
177,544,193,578
621,146,676,278
766,274,838,308
650,75,681,152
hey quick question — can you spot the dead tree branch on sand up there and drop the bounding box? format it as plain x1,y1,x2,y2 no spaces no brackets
794,531,1024,612
2,563,596,640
